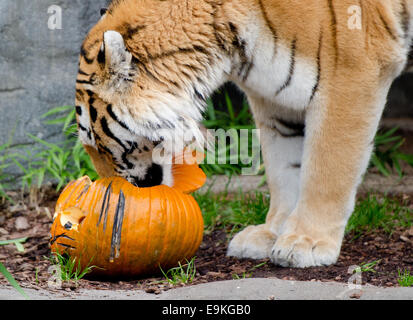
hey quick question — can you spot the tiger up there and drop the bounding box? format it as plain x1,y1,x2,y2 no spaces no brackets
75,0,413,268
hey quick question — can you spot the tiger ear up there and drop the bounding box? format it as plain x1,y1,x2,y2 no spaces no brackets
101,31,136,86
103,31,132,69
100,8,108,16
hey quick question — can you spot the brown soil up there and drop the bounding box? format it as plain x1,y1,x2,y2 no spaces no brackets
1,127,412,294
0,189,412,295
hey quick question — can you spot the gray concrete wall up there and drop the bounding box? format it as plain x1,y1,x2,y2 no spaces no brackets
0,0,108,148
0,0,412,149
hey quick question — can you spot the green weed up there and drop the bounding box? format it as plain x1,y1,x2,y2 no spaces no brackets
358,260,381,273
201,93,262,177
48,251,96,282
0,239,29,299
0,237,28,253
159,257,197,285
9,106,98,192
0,262,29,299
397,269,413,287
232,262,267,280
371,127,413,177
0,130,16,202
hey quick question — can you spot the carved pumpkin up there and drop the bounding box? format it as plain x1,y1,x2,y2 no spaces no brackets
50,152,206,277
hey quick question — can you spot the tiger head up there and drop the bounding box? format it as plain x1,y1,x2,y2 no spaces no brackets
74,2,227,187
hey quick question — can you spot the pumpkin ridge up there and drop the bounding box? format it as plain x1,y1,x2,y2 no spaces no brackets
162,186,178,268
122,182,133,275
144,187,152,270
156,186,168,267
184,194,200,260
183,195,199,258
171,187,184,267
174,188,192,263
91,180,107,264
87,179,109,268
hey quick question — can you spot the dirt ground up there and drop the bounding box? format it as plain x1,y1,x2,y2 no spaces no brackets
0,189,412,295
0,126,413,295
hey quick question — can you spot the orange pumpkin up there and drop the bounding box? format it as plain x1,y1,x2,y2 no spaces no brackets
50,152,206,277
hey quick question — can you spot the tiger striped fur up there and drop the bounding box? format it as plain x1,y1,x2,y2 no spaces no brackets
75,0,413,267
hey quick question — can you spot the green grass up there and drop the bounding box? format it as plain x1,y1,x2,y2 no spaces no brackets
397,269,413,287
0,237,28,253
232,262,267,280
0,262,29,299
371,127,413,178
194,188,269,235
194,188,412,238
201,90,413,177
0,129,16,202
47,251,96,282
0,239,29,299
6,106,98,192
201,94,260,177
358,260,381,273
346,195,413,236
159,257,197,285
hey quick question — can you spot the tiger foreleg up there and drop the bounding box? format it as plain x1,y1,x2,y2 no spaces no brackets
227,98,304,259
270,82,388,268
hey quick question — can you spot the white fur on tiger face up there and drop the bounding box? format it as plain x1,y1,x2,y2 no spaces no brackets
75,0,413,268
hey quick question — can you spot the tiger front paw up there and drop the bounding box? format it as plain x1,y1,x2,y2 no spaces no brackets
270,232,340,268
227,225,276,260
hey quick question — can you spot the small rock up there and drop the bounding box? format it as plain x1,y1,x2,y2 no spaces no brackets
400,235,413,244
18,263,34,272
145,287,161,294
15,217,30,230
268,295,275,300
62,281,78,290
10,203,27,213
349,293,362,299
0,227,9,235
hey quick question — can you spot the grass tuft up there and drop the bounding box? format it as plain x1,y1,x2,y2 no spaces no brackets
47,251,96,282
397,269,413,287
8,106,98,192
232,262,267,280
194,189,269,235
159,257,197,285
358,260,381,273
372,127,413,178
346,194,413,236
